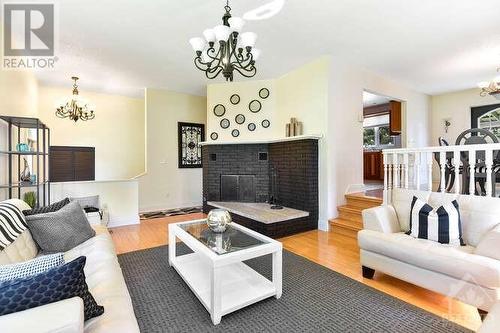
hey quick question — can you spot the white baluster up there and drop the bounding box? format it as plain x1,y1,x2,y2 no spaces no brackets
393,153,399,189
439,151,446,193
404,153,409,189
427,152,433,192
469,150,476,195
453,150,460,194
415,152,421,190
485,148,493,197
383,152,389,205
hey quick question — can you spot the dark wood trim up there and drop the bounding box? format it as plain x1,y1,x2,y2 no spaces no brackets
478,309,488,321
471,103,500,129
49,146,95,182
389,100,402,135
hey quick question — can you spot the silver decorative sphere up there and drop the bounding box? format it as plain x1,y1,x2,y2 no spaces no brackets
206,209,232,233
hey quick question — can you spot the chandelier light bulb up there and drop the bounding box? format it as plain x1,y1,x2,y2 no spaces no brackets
241,32,257,47
189,37,206,52
213,25,231,42
228,17,245,32
203,29,216,42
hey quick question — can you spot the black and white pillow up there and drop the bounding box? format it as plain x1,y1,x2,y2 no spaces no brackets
0,202,28,250
23,198,70,216
407,196,465,246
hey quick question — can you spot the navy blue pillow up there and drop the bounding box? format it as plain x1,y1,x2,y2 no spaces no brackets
0,256,104,320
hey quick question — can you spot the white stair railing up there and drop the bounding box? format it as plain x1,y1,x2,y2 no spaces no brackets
382,143,500,205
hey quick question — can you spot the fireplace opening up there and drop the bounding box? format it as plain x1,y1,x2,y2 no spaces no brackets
220,175,256,202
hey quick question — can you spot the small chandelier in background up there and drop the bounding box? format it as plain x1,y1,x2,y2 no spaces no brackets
478,67,500,100
55,77,95,122
189,0,260,81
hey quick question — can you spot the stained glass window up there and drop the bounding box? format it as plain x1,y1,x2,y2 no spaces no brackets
178,122,205,168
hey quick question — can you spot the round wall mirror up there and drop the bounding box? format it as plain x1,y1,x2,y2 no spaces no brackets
220,118,230,129
262,119,270,128
235,114,246,125
231,129,240,137
249,100,262,113
259,88,270,99
248,123,256,131
210,132,218,140
213,104,226,117
230,94,240,105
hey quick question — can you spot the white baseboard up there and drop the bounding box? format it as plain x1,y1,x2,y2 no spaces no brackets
107,214,140,228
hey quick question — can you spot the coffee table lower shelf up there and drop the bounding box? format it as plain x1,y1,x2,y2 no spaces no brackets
173,253,276,320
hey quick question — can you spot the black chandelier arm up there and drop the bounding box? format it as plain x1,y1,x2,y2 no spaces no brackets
231,53,255,70
194,57,213,71
232,64,257,78
205,67,223,79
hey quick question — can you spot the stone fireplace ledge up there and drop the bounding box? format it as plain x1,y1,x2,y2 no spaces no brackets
207,201,309,224
199,134,322,146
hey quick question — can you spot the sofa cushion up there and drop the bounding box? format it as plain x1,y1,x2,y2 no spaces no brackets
22,198,70,216
0,256,104,321
0,231,38,265
391,189,430,232
65,225,140,333
0,252,64,282
457,195,500,247
26,201,96,253
358,229,500,288
475,225,500,261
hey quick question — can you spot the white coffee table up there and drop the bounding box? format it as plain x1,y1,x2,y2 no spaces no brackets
168,219,282,325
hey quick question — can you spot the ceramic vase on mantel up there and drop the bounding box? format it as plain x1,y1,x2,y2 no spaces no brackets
206,209,232,233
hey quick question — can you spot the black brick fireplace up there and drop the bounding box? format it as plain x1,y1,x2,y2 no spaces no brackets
202,138,319,238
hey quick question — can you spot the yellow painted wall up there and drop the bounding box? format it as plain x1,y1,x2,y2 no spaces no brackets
37,86,145,180
139,88,206,212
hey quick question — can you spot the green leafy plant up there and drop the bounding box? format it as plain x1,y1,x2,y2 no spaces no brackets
23,191,36,208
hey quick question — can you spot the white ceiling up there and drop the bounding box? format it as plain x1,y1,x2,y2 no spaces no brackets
32,0,500,98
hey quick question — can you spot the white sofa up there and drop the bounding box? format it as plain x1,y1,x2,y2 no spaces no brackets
359,189,500,313
0,199,139,333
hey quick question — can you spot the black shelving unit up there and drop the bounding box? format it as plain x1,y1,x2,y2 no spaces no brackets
0,116,50,207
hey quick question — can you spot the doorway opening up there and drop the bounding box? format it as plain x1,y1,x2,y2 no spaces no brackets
362,91,403,194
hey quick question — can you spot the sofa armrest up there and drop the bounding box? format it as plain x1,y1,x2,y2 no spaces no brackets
475,225,500,261
479,302,500,333
361,205,401,233
0,297,84,333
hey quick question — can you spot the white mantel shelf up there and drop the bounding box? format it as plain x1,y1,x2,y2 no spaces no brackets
199,134,323,146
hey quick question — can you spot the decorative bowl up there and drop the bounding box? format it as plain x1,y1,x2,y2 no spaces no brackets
206,209,232,233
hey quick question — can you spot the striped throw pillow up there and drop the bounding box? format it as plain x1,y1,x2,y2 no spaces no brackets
407,196,465,246
0,202,28,250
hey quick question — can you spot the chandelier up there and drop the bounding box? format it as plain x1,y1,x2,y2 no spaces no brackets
189,0,260,81
55,77,95,122
478,67,500,100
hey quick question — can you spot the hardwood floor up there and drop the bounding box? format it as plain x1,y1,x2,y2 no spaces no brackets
110,214,481,331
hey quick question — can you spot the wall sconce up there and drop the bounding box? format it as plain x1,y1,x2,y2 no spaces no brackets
444,119,451,133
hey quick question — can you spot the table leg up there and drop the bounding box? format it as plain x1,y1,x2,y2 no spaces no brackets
273,250,282,299
168,225,176,267
210,266,222,324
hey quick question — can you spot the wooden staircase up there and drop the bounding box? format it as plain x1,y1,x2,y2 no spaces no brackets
329,192,383,237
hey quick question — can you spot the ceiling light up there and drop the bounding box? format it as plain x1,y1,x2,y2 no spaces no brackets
55,77,95,122
189,0,259,81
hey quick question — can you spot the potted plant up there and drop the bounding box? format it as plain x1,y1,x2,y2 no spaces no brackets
23,191,36,208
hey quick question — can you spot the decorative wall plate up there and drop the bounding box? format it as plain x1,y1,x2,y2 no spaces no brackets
249,100,262,113
259,88,270,99
213,104,226,117
220,118,230,129
230,94,240,105
262,119,270,128
210,132,218,140
248,123,256,131
235,114,246,124
231,129,240,137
